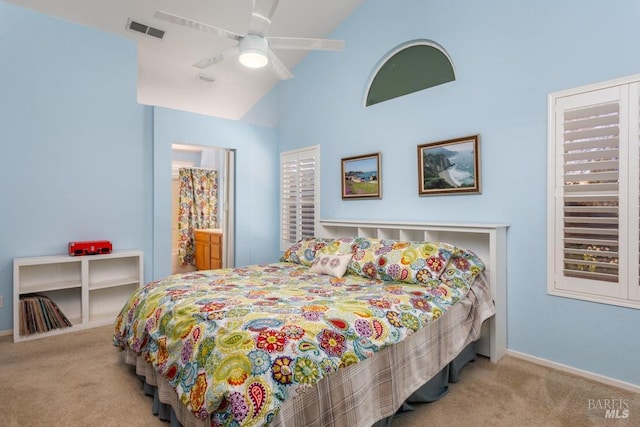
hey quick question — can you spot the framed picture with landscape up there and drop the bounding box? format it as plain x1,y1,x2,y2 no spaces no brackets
417,135,480,196
341,152,381,199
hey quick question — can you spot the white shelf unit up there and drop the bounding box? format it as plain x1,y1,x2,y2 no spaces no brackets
13,250,143,342
319,219,508,363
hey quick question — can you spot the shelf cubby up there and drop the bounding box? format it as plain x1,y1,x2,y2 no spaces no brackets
14,250,143,342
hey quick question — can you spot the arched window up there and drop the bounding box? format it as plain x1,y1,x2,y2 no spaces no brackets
365,40,455,107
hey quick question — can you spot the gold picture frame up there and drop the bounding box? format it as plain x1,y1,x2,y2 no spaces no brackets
417,135,480,196
341,152,381,199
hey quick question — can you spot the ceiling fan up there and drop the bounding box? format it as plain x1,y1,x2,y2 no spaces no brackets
154,0,345,80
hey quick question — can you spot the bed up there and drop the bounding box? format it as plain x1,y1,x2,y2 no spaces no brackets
113,220,508,426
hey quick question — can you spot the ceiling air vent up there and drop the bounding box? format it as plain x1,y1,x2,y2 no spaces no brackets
197,73,216,83
126,19,165,39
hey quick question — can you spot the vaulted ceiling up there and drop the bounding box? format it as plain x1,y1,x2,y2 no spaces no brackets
5,0,364,120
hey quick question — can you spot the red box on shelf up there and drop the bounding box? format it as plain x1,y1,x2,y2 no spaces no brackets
68,240,112,256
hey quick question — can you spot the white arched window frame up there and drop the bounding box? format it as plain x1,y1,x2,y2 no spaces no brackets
363,39,456,108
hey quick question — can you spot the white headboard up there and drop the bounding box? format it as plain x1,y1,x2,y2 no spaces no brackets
319,219,508,363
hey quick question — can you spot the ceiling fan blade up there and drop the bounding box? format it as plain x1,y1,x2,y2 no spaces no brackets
268,37,345,51
194,46,240,69
267,50,293,80
154,10,242,41
248,0,280,36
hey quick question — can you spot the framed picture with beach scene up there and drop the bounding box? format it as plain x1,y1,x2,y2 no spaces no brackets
341,152,381,199
417,135,480,196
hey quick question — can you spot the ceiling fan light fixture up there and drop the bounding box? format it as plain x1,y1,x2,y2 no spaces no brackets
238,35,269,68
239,50,268,68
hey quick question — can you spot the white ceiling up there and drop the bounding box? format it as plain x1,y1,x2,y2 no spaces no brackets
5,0,364,120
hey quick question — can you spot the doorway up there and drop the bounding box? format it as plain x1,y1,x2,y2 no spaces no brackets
171,143,235,273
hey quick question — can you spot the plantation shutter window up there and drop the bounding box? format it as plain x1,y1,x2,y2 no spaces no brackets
280,146,319,250
548,75,640,309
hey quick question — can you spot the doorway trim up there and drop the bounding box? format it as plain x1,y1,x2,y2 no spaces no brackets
170,143,235,273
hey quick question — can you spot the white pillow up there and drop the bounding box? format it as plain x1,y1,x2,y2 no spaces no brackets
309,253,353,278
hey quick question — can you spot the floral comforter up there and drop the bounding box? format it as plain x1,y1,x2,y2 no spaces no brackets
113,260,480,426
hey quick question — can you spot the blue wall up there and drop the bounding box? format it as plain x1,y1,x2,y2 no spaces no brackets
0,2,152,331
276,0,640,386
0,3,280,332
3,0,639,390
152,107,279,279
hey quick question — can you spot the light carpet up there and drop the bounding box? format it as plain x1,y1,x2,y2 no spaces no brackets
0,326,637,426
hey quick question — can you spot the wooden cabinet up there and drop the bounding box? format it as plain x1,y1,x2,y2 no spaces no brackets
194,232,210,270
194,229,223,270
13,250,143,342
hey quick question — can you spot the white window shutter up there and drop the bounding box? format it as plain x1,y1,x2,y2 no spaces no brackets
629,82,640,302
280,146,319,250
548,76,640,308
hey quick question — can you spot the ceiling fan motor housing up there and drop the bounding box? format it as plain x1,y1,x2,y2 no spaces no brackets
238,34,269,68
153,5,343,79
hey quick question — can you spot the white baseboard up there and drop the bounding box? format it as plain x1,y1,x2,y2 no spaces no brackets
0,329,12,338
507,350,640,394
